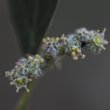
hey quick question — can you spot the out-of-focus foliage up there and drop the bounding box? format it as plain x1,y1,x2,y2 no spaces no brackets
8,0,58,54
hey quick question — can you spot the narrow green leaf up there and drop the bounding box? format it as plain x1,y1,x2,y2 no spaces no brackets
8,0,58,54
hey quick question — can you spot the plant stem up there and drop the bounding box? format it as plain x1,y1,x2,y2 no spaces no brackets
15,80,37,110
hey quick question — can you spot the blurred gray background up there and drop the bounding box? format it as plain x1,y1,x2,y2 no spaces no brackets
0,0,110,110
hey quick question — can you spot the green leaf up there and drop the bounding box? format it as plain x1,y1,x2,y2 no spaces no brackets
8,0,59,54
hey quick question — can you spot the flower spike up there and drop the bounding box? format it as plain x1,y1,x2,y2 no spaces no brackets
5,28,108,92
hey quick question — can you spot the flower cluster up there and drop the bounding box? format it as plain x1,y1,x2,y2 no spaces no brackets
5,55,44,92
5,28,108,92
42,37,60,59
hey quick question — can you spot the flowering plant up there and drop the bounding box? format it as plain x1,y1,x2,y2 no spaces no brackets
5,28,108,92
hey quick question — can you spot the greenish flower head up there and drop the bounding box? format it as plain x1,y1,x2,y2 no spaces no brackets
88,28,108,54
93,36,102,46
10,76,31,92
